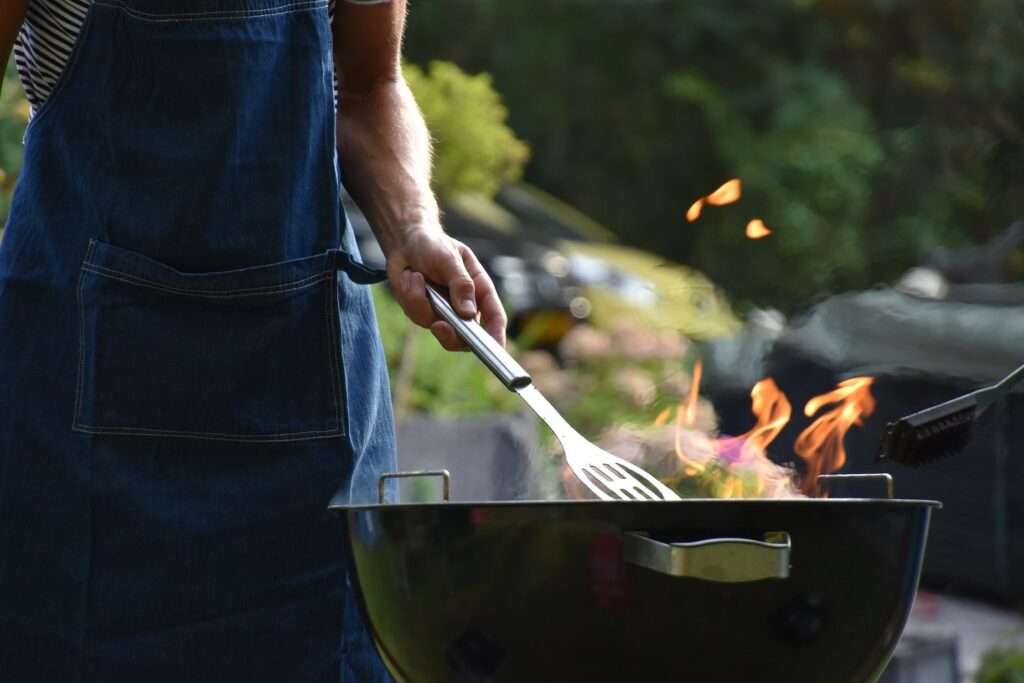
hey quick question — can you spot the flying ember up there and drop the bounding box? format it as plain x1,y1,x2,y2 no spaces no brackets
705,178,742,206
686,198,705,223
686,178,742,222
746,219,772,240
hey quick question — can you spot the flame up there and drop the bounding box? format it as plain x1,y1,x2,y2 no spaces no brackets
746,219,772,240
666,373,875,499
717,379,791,465
706,179,742,206
794,377,876,495
683,360,703,427
672,361,707,473
686,179,742,223
669,366,798,497
653,407,672,427
686,198,706,223
564,343,876,500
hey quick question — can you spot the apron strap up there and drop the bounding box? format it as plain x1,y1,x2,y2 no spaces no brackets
333,250,389,285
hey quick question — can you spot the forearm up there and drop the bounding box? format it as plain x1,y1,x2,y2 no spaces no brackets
330,0,506,345
336,75,441,256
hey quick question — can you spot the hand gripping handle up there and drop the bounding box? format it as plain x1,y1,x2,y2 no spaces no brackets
425,284,532,391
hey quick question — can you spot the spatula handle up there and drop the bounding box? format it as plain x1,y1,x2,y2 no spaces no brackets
425,284,532,391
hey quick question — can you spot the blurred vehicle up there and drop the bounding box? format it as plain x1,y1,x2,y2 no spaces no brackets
495,184,741,341
923,220,1024,286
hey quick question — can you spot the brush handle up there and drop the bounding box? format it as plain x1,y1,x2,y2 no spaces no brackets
979,361,1024,411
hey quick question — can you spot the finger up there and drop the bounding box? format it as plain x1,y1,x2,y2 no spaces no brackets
389,267,436,330
436,245,477,319
459,244,508,346
430,321,467,352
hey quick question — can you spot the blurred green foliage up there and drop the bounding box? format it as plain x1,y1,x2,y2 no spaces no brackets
405,1,1024,310
976,643,1024,683
404,61,529,200
0,61,28,226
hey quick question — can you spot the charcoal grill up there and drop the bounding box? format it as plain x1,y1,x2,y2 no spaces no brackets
331,472,939,683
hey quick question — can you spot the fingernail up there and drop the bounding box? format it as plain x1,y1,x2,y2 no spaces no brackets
461,299,477,314
401,270,411,293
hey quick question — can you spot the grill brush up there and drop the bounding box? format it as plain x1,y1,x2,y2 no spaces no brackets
879,361,1024,466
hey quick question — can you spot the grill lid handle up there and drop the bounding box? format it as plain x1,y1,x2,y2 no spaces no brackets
624,532,791,583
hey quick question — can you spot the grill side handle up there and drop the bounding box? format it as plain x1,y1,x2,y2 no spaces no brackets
425,284,532,391
624,532,791,583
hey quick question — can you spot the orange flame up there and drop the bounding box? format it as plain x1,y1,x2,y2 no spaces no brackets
683,360,703,427
719,379,792,462
746,219,772,240
706,179,742,206
653,407,672,427
577,351,877,501
672,361,707,473
794,377,876,495
687,179,742,223
667,373,875,498
686,198,706,223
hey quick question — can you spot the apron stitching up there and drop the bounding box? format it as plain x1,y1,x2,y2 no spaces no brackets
325,273,344,435
81,264,332,297
93,0,327,23
75,248,346,439
73,240,97,431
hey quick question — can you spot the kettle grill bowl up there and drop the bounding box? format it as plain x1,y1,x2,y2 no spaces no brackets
333,499,939,683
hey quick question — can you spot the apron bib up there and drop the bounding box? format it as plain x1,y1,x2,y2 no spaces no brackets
0,1,396,680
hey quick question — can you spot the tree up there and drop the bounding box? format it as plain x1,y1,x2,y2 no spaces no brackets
404,60,529,200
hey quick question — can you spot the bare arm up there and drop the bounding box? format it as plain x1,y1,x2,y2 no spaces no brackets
332,0,507,349
1,0,28,97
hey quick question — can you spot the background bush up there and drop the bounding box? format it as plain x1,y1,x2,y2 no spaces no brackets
404,61,529,200
976,643,1024,683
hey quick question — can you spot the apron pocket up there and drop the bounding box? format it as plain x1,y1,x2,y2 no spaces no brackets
73,239,346,442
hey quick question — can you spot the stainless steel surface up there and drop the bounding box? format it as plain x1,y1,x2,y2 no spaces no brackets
424,284,531,390
378,470,451,504
426,284,681,503
623,531,791,582
818,473,895,499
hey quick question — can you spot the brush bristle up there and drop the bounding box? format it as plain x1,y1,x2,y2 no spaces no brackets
880,404,976,466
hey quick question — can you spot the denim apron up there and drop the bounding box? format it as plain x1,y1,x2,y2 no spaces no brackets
0,0,397,680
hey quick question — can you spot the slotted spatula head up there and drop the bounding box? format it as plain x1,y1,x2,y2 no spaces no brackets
565,438,681,501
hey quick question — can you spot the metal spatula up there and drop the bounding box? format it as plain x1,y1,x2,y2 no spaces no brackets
426,285,681,502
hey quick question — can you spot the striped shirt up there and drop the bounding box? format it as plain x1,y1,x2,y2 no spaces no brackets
14,0,390,117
